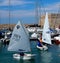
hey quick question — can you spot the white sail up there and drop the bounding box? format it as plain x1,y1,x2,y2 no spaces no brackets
42,12,51,45
8,21,31,52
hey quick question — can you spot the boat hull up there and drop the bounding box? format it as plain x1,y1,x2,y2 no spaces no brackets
37,45,48,51
13,53,35,60
54,40,60,45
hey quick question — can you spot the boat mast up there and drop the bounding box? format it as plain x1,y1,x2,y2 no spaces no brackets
35,0,39,25
35,0,42,27
9,0,10,29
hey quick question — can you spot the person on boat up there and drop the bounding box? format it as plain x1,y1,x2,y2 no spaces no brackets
37,33,48,50
37,33,43,47
19,52,24,56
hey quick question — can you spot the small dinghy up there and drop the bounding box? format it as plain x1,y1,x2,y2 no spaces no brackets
8,21,35,60
37,12,52,51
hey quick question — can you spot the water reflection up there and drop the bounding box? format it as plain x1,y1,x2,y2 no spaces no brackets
18,59,35,63
0,40,60,63
41,51,52,63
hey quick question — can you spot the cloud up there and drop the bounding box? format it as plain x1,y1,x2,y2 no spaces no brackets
0,0,35,18
0,10,9,18
0,9,35,18
0,0,34,6
0,1,60,18
40,2,60,14
0,0,35,11
11,10,35,18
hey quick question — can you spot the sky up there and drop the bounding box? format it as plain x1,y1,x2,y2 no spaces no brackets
0,0,60,24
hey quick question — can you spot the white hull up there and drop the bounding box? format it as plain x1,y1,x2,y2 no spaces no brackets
37,45,48,51
31,33,38,38
27,27,36,33
54,36,60,41
13,53,35,60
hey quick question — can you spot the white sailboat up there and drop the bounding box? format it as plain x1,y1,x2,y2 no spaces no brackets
42,12,51,45
37,12,52,50
8,21,35,60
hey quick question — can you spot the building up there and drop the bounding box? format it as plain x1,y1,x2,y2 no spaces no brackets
39,13,60,29
0,24,15,30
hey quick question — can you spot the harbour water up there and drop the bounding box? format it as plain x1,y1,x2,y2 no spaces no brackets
0,41,60,63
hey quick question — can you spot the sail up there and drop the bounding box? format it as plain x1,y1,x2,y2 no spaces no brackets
8,21,31,52
42,12,51,44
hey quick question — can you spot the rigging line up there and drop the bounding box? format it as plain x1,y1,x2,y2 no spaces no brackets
38,0,43,26
35,0,39,24
39,0,46,28
9,0,10,29
40,0,46,14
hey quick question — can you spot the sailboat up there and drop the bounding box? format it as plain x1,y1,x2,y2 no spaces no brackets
8,21,35,60
37,12,52,50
